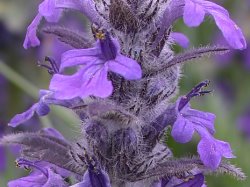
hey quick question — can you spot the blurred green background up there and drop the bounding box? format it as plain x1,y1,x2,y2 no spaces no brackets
0,0,250,186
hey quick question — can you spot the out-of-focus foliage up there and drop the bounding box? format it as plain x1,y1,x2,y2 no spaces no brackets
0,0,250,186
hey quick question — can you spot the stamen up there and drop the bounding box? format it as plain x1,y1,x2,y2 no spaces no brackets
37,56,59,74
15,158,48,178
178,80,213,111
95,30,106,40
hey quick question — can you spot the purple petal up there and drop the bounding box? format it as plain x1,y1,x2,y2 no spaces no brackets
184,0,206,27
50,69,84,99
50,65,113,99
107,55,142,80
185,109,216,134
8,104,38,127
197,137,222,169
170,32,189,48
8,168,66,187
197,128,235,169
39,0,62,22
177,99,216,135
171,114,195,143
184,0,246,49
60,48,100,71
55,0,102,25
211,13,246,49
44,169,67,187
215,139,236,159
23,14,42,49
8,171,47,187
39,0,55,17
54,0,82,11
80,65,113,98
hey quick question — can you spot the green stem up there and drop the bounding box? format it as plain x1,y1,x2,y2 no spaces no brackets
0,61,38,98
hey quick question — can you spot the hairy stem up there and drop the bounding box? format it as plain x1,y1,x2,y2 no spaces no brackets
145,46,230,77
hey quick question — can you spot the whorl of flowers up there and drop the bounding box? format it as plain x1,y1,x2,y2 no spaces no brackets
1,0,247,186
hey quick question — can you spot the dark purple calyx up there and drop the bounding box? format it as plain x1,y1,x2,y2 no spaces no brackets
98,31,117,60
36,102,50,116
88,169,109,187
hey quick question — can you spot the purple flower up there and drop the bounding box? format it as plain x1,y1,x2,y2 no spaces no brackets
49,32,142,99
24,0,102,49
170,32,190,48
171,98,216,143
183,0,246,49
8,90,51,127
8,90,82,127
171,96,234,169
8,161,67,187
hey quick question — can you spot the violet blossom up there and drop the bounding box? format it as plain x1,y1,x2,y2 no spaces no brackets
8,90,51,127
8,89,83,127
184,0,246,49
161,0,246,49
49,31,142,99
171,81,235,169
